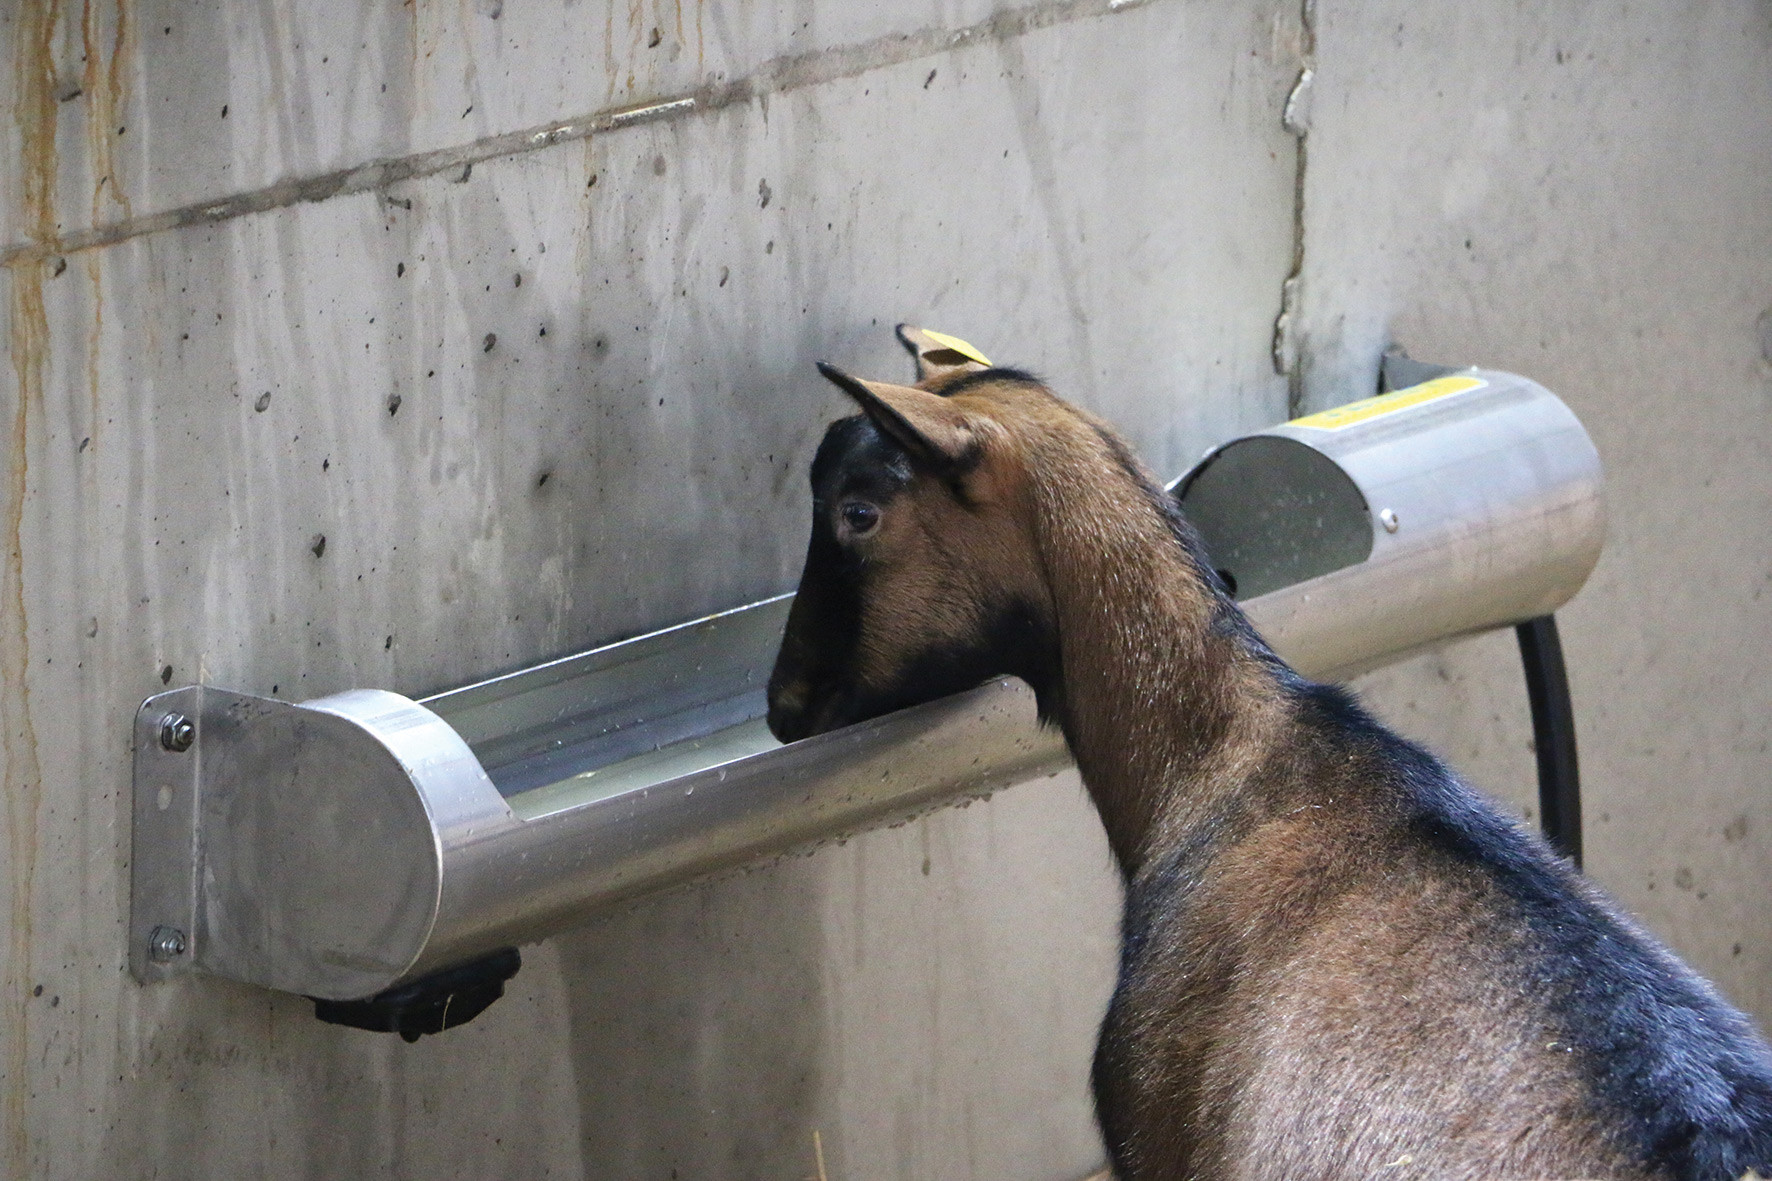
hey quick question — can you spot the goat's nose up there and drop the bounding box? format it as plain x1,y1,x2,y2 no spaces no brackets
766,681,811,744
767,703,810,745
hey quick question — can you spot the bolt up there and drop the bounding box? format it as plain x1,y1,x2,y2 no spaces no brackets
159,713,195,752
149,926,187,962
1379,508,1401,534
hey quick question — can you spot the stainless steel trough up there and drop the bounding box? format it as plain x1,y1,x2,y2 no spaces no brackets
130,365,1604,1003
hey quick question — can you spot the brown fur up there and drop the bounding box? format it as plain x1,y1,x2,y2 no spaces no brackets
769,366,1772,1181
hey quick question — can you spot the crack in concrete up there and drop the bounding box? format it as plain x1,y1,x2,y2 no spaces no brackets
1272,0,1317,417
1,0,1159,267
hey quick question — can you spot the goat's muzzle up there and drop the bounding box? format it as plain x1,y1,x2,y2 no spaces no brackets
766,666,860,744
765,678,815,744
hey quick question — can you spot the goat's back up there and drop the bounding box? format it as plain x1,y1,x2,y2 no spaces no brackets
1094,683,1772,1181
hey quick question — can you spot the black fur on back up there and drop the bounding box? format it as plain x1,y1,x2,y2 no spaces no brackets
1295,686,1772,1179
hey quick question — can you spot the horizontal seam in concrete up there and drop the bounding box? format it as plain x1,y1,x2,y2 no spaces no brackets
0,0,1155,267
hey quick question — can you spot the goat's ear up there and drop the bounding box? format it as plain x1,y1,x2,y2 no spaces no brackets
895,324,991,386
816,362,978,470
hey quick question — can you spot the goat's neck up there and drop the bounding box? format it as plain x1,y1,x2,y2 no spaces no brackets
1032,465,1287,875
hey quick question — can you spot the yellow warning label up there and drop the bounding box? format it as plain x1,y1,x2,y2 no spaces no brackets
921,329,991,367
1288,374,1486,431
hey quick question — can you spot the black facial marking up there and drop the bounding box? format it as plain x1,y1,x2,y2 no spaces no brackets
846,595,1062,730
767,516,864,743
768,415,912,743
810,415,912,511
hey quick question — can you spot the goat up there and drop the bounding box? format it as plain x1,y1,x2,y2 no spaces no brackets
766,335,1772,1181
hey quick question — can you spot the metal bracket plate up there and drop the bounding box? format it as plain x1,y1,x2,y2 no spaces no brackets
130,686,204,983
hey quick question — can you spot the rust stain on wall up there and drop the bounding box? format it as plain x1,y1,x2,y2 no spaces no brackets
81,0,135,450
2,268,48,1174
82,0,135,223
15,3,60,244
4,0,59,1169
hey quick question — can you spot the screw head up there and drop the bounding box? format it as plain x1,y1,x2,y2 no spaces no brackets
1379,508,1401,534
149,926,187,962
159,713,195,753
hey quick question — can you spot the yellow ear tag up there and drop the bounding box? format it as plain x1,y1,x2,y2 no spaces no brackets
921,329,992,367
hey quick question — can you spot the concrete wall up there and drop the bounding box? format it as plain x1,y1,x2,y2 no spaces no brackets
0,0,1764,1177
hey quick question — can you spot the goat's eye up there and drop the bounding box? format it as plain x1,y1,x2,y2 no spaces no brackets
839,501,880,536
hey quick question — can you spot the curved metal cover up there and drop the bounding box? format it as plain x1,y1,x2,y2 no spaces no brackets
200,693,443,999
131,687,505,1000
1176,435,1373,600
1179,369,1606,681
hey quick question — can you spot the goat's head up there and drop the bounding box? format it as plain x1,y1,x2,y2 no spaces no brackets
766,352,1067,744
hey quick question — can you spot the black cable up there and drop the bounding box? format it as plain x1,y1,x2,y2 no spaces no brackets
1515,615,1582,869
